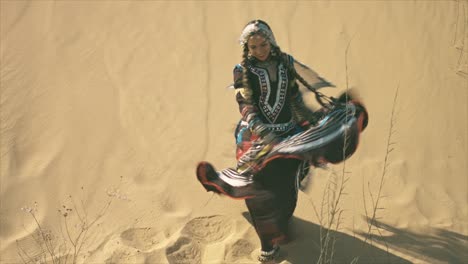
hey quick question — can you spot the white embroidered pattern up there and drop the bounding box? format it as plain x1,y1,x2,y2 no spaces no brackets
249,64,288,123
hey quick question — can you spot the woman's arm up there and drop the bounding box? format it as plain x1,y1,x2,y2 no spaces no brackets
233,65,276,141
233,64,258,124
288,56,333,126
289,82,319,126
292,58,335,90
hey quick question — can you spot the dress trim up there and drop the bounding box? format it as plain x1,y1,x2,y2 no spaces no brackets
249,64,288,123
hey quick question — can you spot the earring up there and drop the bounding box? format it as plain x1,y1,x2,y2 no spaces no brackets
271,49,277,56
247,52,253,60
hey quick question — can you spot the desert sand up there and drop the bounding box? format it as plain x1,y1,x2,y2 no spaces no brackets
1,1,467,263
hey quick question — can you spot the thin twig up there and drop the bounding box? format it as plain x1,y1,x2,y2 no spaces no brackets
16,240,35,264
31,213,57,264
362,85,399,251
317,32,357,264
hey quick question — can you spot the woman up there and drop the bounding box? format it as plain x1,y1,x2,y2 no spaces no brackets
197,19,365,262
232,20,334,176
235,19,333,261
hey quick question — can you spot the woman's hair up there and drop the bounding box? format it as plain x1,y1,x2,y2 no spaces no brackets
239,20,313,93
245,19,271,30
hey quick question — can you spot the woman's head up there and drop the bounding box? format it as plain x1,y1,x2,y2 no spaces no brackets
245,34,271,62
239,20,278,62
238,20,316,99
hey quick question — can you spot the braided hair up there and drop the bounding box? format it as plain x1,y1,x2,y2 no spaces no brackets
239,20,314,93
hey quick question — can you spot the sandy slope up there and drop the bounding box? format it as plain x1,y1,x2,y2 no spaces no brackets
1,1,467,263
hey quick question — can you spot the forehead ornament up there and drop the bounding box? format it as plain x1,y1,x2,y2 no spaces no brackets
239,21,278,47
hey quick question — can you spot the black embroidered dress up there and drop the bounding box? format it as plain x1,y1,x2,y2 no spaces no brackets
233,55,305,158
198,54,336,252
232,55,311,251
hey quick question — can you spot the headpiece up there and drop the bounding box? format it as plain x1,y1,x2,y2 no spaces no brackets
239,20,278,47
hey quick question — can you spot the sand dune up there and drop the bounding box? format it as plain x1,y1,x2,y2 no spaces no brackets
1,1,467,263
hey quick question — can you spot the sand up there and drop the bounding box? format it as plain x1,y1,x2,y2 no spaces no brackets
1,1,467,263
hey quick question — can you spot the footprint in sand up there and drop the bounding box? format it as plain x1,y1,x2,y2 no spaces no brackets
165,236,201,264
145,248,170,264
120,227,167,251
165,215,235,263
105,248,146,263
225,238,256,263
181,215,234,243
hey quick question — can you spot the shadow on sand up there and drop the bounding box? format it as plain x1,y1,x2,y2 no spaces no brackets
243,212,410,263
355,217,468,264
243,212,468,263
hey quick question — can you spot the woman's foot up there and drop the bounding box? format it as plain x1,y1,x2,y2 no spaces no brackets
257,245,280,262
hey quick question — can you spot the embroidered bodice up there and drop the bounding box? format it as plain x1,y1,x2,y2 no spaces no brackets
233,54,334,134
247,62,292,124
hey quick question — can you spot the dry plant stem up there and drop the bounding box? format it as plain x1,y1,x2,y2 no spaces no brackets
318,154,350,263
362,86,399,251
73,199,113,264
316,174,332,263
316,35,356,264
16,240,34,264
64,216,80,264
31,212,58,264
75,226,89,264
317,154,351,263
18,223,45,263
71,198,84,224
57,213,72,264
18,188,117,264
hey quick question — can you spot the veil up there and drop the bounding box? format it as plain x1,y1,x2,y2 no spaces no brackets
226,57,335,91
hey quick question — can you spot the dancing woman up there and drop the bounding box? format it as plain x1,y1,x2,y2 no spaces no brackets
197,20,367,262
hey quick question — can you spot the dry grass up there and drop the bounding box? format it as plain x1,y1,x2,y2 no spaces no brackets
309,34,356,264
16,179,128,264
360,85,399,257
310,32,400,264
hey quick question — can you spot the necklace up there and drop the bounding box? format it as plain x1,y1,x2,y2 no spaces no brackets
256,58,276,68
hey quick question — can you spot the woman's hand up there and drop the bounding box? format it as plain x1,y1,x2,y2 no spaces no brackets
250,118,278,144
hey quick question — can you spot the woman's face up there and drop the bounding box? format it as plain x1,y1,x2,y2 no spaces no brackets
247,34,271,62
